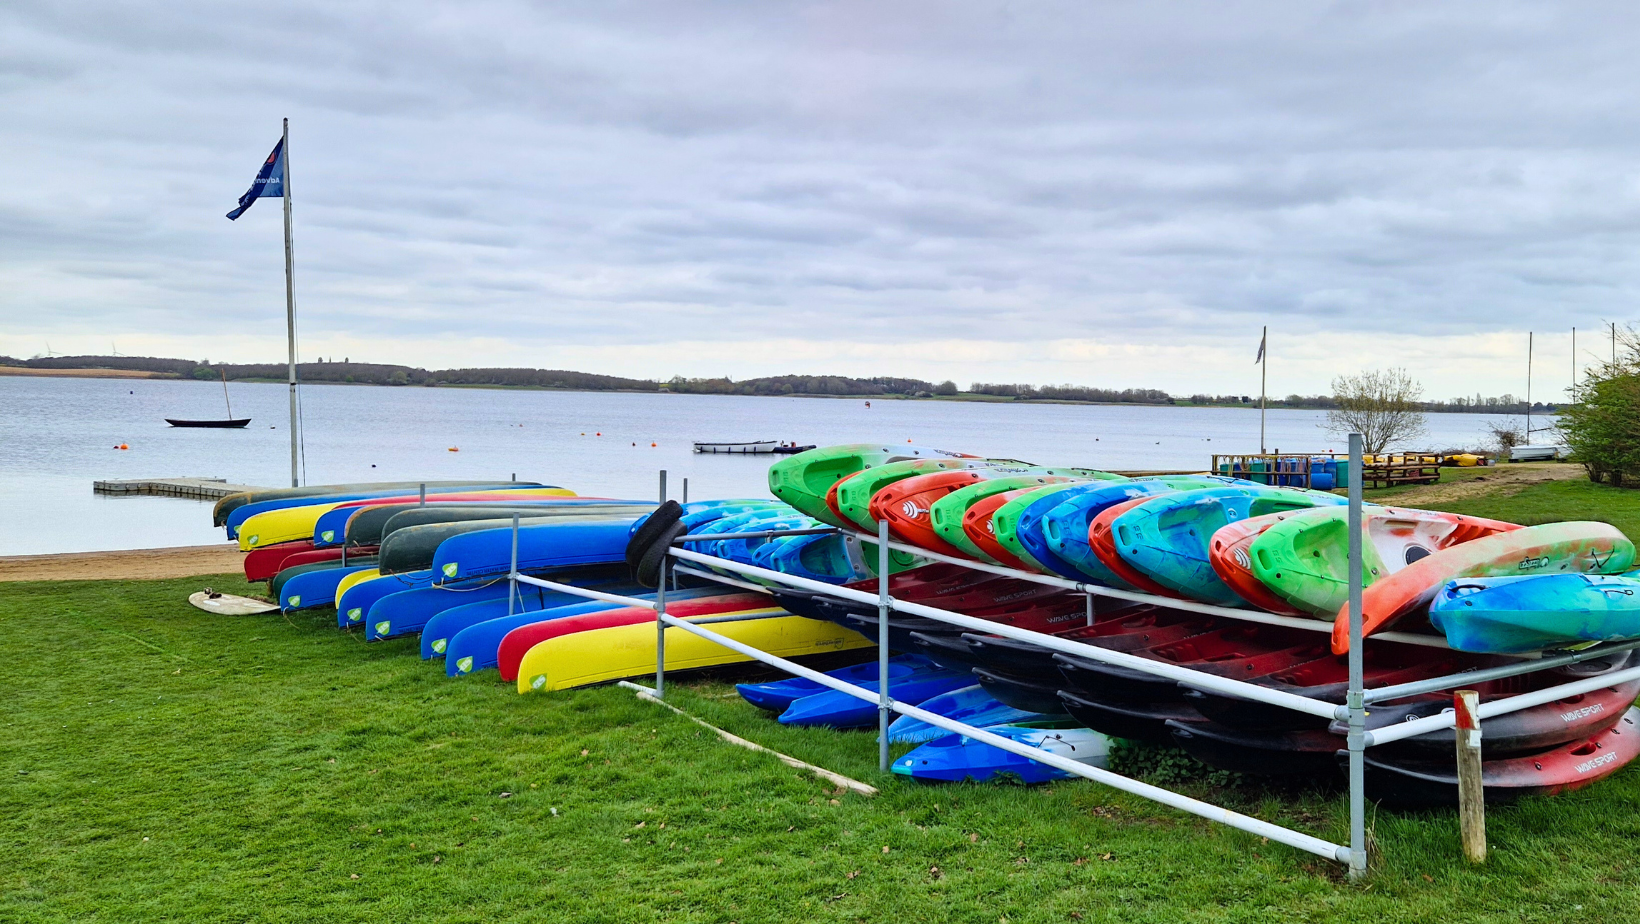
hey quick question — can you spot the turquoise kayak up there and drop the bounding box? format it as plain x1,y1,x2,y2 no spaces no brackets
1431,573,1640,653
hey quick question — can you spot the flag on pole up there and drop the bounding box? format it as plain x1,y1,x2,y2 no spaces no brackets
226,137,286,220
1255,331,1266,364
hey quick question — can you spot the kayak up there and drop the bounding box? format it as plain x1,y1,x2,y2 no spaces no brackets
763,532,875,584
778,664,990,727
1087,497,1186,597
1331,521,1636,653
768,444,982,526
1345,676,1640,758
886,684,1059,744
1431,573,1640,653
243,541,317,582
1359,707,1640,807
1206,512,1309,615
237,487,577,549
431,517,643,582
516,612,870,692
892,723,1110,783
278,563,381,611
931,475,1092,563
360,578,515,640
990,483,1103,573
873,472,996,558
736,654,926,712
1250,506,1520,618
1110,486,1347,607
1037,480,1223,587
497,593,776,682
224,483,553,538
831,458,1010,531
625,501,795,589
270,559,373,602
337,570,430,628
332,499,650,549
213,480,541,528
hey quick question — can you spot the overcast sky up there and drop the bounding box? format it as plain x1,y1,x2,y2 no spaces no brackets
2,1,1635,398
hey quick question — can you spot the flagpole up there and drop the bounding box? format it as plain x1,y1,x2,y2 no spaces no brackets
1259,325,1267,454
281,117,299,488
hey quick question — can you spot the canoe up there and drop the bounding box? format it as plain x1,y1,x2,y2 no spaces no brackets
497,593,776,682
243,541,317,582
777,663,976,728
1431,573,1640,653
1037,478,1236,586
1205,512,1309,615
314,497,641,548
213,480,542,527
440,587,724,674
255,546,375,583
369,570,631,644
831,458,1011,531
223,483,551,537
516,613,870,693
1250,506,1520,618
768,444,982,526
236,488,578,549
270,559,372,602
1110,486,1347,607
886,684,1058,744
737,654,928,712
332,568,381,608
892,723,1111,784
337,570,431,628
278,563,381,611
1359,707,1640,807
424,516,643,581
1330,521,1636,653
931,475,1092,563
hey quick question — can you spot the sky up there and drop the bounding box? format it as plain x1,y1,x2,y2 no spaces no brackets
2,1,1636,400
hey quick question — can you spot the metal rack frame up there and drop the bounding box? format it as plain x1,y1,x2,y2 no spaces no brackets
491,434,1632,878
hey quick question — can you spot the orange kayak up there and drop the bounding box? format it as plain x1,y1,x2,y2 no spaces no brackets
872,471,988,558
1207,513,1308,616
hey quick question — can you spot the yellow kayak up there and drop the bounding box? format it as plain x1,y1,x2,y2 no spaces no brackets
236,488,577,550
516,612,869,693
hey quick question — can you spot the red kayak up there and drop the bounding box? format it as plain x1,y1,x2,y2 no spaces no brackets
1088,497,1185,599
961,489,1036,570
1207,512,1307,616
244,541,315,582
497,592,773,682
870,471,989,558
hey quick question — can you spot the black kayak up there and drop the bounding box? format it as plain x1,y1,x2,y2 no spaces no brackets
346,502,653,550
1058,689,1205,744
1168,719,1341,776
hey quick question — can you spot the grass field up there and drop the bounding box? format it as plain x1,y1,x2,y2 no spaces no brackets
7,467,1640,922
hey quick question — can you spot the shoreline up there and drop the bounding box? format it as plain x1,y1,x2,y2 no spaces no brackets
0,544,242,582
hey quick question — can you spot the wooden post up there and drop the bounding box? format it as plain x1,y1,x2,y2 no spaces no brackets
1454,689,1486,863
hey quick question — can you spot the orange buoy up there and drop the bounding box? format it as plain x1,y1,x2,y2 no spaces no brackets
596,432,601,436
448,447,459,452
651,442,657,447
118,443,129,450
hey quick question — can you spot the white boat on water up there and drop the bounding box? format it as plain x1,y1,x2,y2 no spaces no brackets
694,440,781,454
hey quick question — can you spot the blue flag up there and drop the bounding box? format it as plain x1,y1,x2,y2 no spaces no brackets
226,137,286,220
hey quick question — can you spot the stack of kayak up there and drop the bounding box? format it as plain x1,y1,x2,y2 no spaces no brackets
215,482,870,692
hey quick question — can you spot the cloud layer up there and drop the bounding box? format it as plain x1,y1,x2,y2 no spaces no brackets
2,1,1637,398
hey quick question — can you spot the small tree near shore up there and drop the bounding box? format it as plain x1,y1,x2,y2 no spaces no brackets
1561,324,1640,486
1324,368,1427,454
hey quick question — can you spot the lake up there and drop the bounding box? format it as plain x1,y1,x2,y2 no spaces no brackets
0,374,1524,555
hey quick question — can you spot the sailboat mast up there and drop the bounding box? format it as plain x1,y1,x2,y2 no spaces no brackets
219,368,233,419
281,117,299,487
1526,331,1533,440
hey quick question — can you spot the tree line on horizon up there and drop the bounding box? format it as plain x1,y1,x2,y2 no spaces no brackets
0,353,1556,413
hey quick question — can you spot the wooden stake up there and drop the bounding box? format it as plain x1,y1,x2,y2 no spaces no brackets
1454,689,1486,863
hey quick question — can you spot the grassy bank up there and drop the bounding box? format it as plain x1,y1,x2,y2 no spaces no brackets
6,559,1640,922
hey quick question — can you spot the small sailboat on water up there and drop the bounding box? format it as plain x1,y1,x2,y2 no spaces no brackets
167,369,251,428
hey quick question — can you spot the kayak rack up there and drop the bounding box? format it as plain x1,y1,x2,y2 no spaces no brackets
495,434,1636,879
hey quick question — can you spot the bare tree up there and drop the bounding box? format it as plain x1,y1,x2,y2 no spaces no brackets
1324,368,1428,454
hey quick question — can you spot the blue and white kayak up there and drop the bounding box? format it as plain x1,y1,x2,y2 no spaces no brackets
764,532,875,584
885,684,1060,744
892,723,1111,784
1430,573,1640,653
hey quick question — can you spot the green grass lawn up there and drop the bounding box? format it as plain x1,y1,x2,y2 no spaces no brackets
6,570,1640,922
1365,465,1640,540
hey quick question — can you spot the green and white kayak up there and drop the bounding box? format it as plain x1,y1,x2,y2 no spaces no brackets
930,475,1103,562
832,458,1013,532
767,444,981,527
1249,506,1521,618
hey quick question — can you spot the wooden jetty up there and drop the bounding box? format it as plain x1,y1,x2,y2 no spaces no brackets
92,477,268,500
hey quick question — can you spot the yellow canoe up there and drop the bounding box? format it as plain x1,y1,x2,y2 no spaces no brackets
236,488,577,550
516,611,870,693
333,569,381,607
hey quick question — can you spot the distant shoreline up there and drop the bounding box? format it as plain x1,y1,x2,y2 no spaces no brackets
0,366,1553,415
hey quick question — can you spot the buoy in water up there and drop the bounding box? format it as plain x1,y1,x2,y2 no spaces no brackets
448,447,460,452
651,442,656,447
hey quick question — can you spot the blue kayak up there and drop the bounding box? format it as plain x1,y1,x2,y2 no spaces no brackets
418,578,651,657
279,564,379,612
777,662,976,728
737,654,928,712
442,587,721,675
1111,486,1345,606
1038,482,1187,587
336,570,431,628
885,684,1059,744
764,532,874,584
431,518,642,582
364,578,521,640
1431,573,1640,653
892,723,1111,784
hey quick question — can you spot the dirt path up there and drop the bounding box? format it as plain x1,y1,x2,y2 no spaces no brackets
1382,462,1585,506
0,544,244,582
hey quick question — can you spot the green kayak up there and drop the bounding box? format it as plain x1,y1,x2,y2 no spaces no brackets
767,444,982,526
929,474,1107,562
832,458,1008,531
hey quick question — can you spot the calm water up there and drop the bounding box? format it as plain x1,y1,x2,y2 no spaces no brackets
0,375,1523,555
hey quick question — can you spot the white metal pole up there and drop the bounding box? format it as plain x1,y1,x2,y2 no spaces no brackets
281,118,299,488
1526,331,1534,437
655,551,669,699
877,518,892,772
1346,432,1367,880
507,513,520,618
